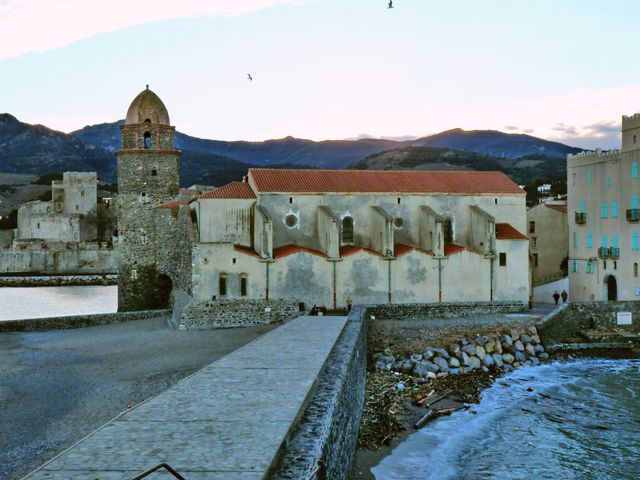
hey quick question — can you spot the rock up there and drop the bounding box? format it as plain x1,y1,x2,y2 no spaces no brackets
528,325,538,336
482,355,495,367
436,372,449,378
475,345,487,360
492,353,504,367
503,364,514,372
514,340,525,351
434,356,449,371
372,352,383,361
433,347,450,360
468,356,481,369
531,334,541,344
384,347,393,356
525,344,536,356
461,351,470,366
494,341,503,354
481,366,490,373
539,352,549,361
462,366,474,374
375,360,390,371
521,334,532,344
393,360,404,371
502,334,513,347
411,353,423,362
449,344,461,357
524,360,533,367
422,349,435,360
534,344,545,354
515,351,526,363
462,344,477,356
502,353,515,364
402,361,414,374
448,357,460,368
475,335,487,346
413,361,439,377
530,357,541,365
484,340,495,354
513,361,521,368
396,382,405,391
427,371,437,380
510,328,520,341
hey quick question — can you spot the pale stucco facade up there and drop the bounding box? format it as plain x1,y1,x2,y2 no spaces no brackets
190,173,530,308
568,113,640,301
527,200,568,286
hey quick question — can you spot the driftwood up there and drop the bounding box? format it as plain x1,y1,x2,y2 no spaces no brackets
414,409,438,429
424,390,452,408
413,389,436,406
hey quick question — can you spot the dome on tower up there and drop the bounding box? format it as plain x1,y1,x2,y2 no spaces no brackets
125,86,170,125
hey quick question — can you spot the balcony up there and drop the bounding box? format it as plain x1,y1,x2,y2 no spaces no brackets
609,247,620,259
627,209,640,222
575,212,587,224
598,247,610,259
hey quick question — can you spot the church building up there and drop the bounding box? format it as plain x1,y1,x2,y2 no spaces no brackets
116,87,530,315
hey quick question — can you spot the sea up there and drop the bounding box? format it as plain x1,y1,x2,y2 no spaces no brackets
372,358,640,480
0,285,117,321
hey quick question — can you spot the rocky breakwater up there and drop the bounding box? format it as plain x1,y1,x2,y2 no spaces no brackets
359,324,549,451
374,325,548,378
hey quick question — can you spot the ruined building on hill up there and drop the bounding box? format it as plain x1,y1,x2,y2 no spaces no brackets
117,87,530,322
0,172,117,274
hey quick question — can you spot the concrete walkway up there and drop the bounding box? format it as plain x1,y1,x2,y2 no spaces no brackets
24,315,348,480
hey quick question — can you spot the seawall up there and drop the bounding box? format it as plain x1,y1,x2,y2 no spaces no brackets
0,309,170,332
0,274,117,287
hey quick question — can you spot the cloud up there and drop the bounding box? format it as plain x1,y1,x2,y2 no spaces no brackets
551,123,578,136
0,0,304,60
546,120,621,149
504,125,519,131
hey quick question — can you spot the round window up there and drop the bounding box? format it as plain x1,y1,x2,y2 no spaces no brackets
394,217,404,229
285,214,298,228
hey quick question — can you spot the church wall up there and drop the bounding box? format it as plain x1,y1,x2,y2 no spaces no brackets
196,198,254,245
494,239,530,302
440,251,492,302
257,193,526,253
392,251,439,303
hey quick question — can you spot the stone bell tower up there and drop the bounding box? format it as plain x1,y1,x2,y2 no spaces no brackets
116,86,181,311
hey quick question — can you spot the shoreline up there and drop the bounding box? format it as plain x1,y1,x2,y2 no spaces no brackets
354,349,640,479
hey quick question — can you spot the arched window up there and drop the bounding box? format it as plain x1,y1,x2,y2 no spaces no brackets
240,274,248,296
442,219,453,243
601,201,608,218
342,216,354,244
635,263,638,277
612,201,619,218
633,161,639,179
144,131,152,149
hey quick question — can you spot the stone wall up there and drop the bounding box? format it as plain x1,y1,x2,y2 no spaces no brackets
0,274,116,287
369,301,527,320
0,309,169,333
179,298,300,330
270,306,367,480
537,301,640,345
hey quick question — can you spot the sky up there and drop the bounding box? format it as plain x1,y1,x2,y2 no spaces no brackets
1,0,639,148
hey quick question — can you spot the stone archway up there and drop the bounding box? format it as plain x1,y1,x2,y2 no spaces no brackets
605,275,617,301
155,274,173,309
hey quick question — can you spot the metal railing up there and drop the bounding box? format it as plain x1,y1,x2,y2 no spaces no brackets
574,212,586,224
132,463,186,480
598,246,610,258
610,247,620,259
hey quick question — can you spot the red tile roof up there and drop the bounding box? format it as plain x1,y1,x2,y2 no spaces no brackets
273,244,327,259
249,168,524,195
495,223,528,240
394,243,432,257
444,243,466,255
156,200,187,209
339,245,383,257
199,182,256,199
545,204,568,213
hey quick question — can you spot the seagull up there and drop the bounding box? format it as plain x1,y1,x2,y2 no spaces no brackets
388,0,393,8
247,73,253,81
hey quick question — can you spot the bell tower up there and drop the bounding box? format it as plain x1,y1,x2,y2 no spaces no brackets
116,86,181,311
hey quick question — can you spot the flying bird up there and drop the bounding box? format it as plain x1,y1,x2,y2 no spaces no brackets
388,1,393,8
247,73,253,81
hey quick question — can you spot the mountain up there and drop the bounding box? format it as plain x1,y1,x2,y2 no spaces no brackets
0,114,114,178
413,128,582,159
351,146,568,185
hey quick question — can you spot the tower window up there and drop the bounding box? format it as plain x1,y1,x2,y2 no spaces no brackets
141,192,146,197
37,222,40,229
144,131,152,149
75,205,79,211
289,197,293,204
634,134,637,144
499,252,507,266
529,221,535,233
634,262,638,277
532,253,538,266
80,190,85,197
495,198,498,204
397,197,401,205
151,169,157,176
232,258,236,264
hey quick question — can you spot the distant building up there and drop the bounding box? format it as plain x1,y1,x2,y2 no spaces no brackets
116,87,531,313
568,112,640,301
17,172,98,242
527,199,568,286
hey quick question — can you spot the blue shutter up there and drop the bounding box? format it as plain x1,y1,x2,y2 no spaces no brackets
587,232,593,248
602,235,608,249
612,201,618,218
633,232,639,251
601,201,608,218
587,170,593,184
633,194,639,209
612,234,619,249
573,232,578,248
579,199,586,213
633,161,638,179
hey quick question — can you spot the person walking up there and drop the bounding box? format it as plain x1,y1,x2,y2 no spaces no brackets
553,291,560,305
561,290,568,303
346,296,353,313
